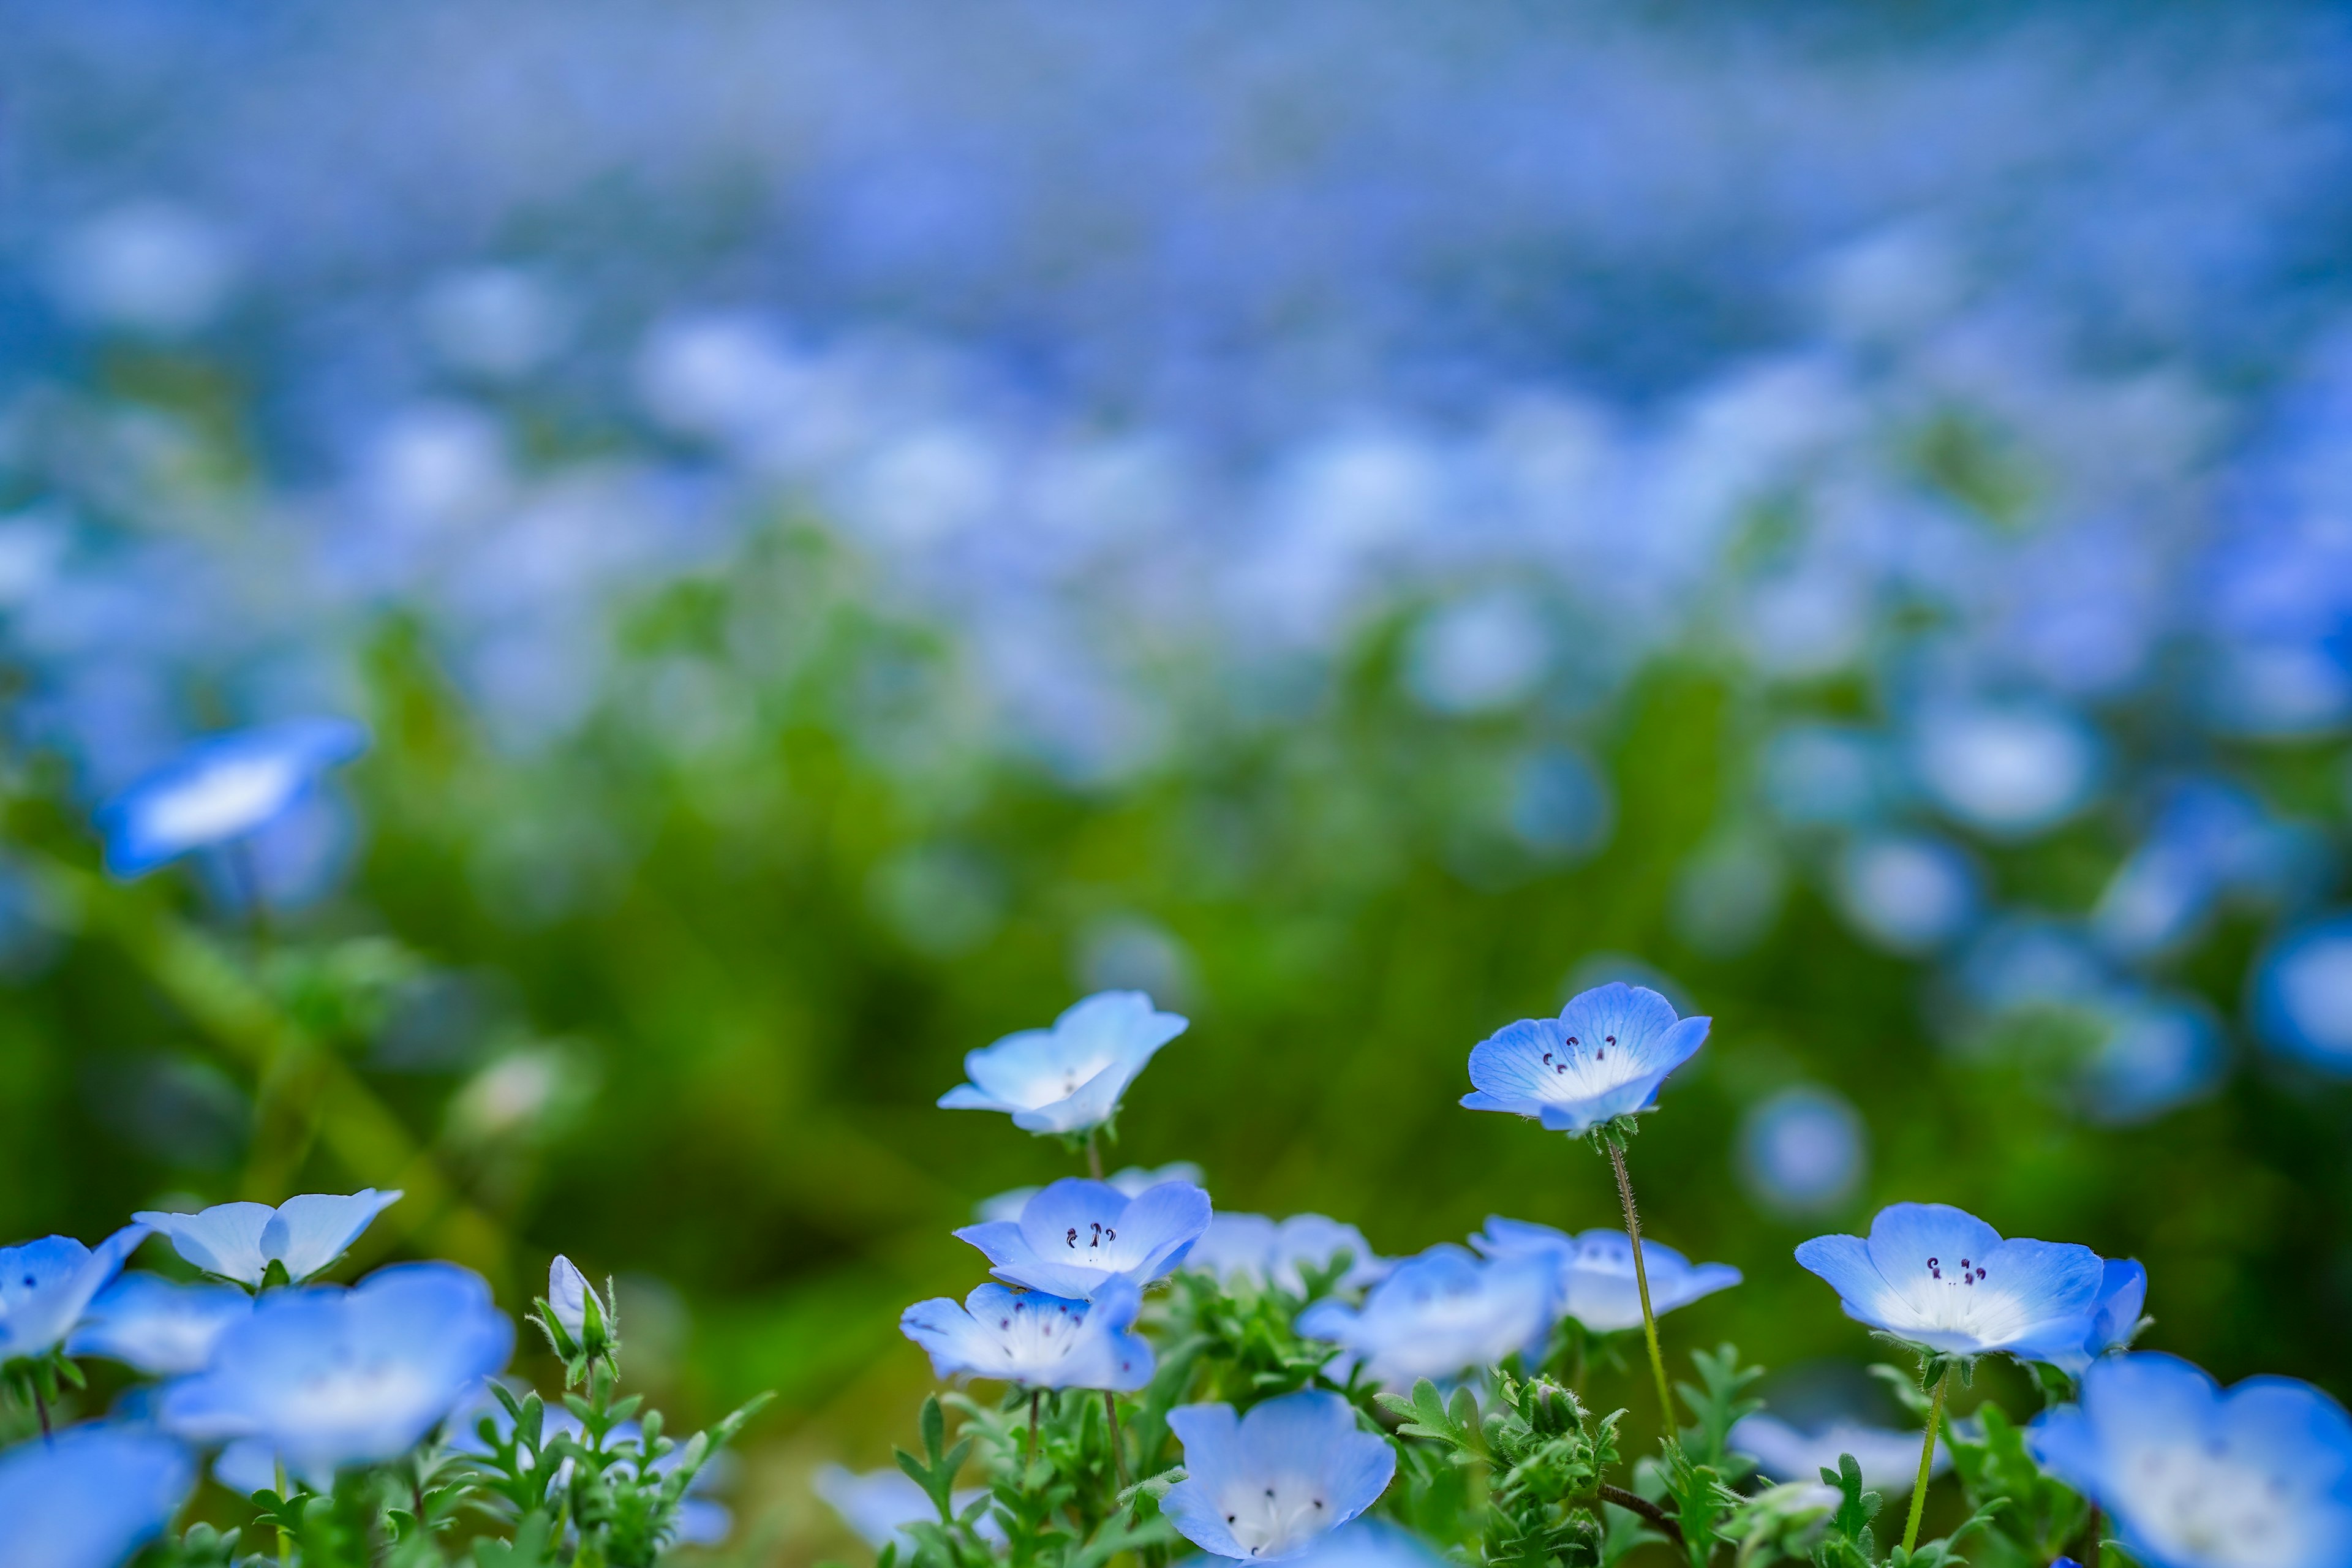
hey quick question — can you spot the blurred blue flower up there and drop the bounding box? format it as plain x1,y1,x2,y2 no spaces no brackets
1731,1412,1947,1494
2252,914,2352,1072
1295,1245,1556,1387
2075,995,2227,1126
1461,981,1710,1136
1506,748,1615,860
134,1190,402,1288
159,1262,513,1478
1403,592,1551,715
2048,1259,2149,1380
1163,1390,1395,1561
938,991,1188,1135
1736,1087,1868,1216
2029,1352,2352,1568
1795,1202,2103,1364
1761,725,1897,828
0,1224,147,1365
94,718,369,880
1469,1219,1738,1332
977,1162,1202,1225
1186,1213,1390,1295
899,1278,1152,1390
0,1424,192,1568
813,1464,999,1551
66,1272,249,1376
2092,780,2286,959
1833,834,1981,955
1909,701,2101,840
954,1177,1210,1298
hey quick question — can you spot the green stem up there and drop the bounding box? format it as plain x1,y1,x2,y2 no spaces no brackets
1027,1388,1041,1466
1103,1389,1127,1489
1903,1364,1953,1555
277,1458,295,1568
1606,1140,1676,1434
1085,1129,1103,1181
31,1385,51,1447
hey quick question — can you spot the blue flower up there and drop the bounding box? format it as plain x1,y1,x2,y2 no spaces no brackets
67,1272,251,1376
899,1278,1153,1390
977,1161,1202,1224
2252,914,2352,1073
94,717,369,878
1163,1390,1395,1561
954,1177,1210,1298
1794,1203,2103,1363
1187,1213,1390,1294
1730,1412,1948,1494
1295,1245,1556,1387
1735,1087,1868,1216
1833,834,1983,955
2029,1352,2352,1568
1460,982,1710,1136
2048,1259,2148,1379
0,1425,192,1568
938,991,1188,1134
0,1225,148,1365
1282,1521,1450,1568
813,1464,1001,1551
133,1191,402,1288
159,1262,513,1477
1470,1219,1739,1333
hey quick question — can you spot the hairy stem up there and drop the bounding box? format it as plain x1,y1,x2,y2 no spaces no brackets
1606,1141,1676,1433
1597,1483,1685,1550
1027,1388,1042,1466
1103,1390,1128,1489
1903,1363,1953,1555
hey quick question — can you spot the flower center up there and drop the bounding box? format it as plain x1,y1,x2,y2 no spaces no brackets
2124,1441,2297,1568
1536,1033,1632,1099
989,1295,1088,1369
1219,1477,1332,1557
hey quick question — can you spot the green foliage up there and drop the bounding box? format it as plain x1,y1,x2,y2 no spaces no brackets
1943,1398,2089,1568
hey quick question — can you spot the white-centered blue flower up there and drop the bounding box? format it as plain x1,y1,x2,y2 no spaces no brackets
1794,1202,2103,1363
2049,1259,2147,1379
1187,1213,1390,1294
1163,1390,1396,1562
1461,981,1711,1136
1909,700,2101,840
1282,1520,1450,1568
94,717,369,878
66,1272,251,1376
938,990,1188,1135
133,1190,402,1288
954,1177,1210,1298
159,1261,513,1477
0,1424,192,1568
899,1278,1153,1390
1736,1086,1868,1215
2029,1352,2352,1568
1470,1218,1739,1333
0,1224,147,1365
1833,834,1983,955
813,1464,1000,1551
977,1161,1202,1224
1295,1245,1556,1387
1731,1412,1948,1495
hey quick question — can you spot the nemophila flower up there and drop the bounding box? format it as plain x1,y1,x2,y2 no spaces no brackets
1736,1087,1868,1216
1833,834,1982,956
159,1262,513,1477
2049,1259,2147,1379
0,1224,147,1365
1295,1245,1556,1387
2252,915,2352,1073
899,1278,1152,1390
1794,1203,2102,1364
1461,981,1710,1136
0,1425,192,1568
978,1162,1202,1224
1163,1390,1395,1562
954,1177,1210,1298
541,1254,617,1362
814,1464,1001,1550
1731,1413,1948,1494
1283,1520,1449,1568
938,990,1187,1135
66,1272,249,1376
2029,1352,2352,1568
133,1190,402,1288
94,717,368,878
1909,700,2102,840
1470,1219,1738,1332
1188,1213,1390,1294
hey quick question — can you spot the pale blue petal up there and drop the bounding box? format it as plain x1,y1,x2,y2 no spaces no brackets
134,1202,275,1285
0,1425,192,1568
263,1189,402,1282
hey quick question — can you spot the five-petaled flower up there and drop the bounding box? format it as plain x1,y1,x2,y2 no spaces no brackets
67,1272,251,1377
1461,982,1711,1136
1295,1244,1556,1387
900,1278,1153,1390
0,1424,193,1568
133,1191,402,1289
159,1261,514,1478
94,717,369,878
0,1225,148,1366
1794,1202,2103,1365
1163,1390,1396,1562
1471,1218,1739,1333
938,990,1188,1136
954,1177,1210,1299
2029,1351,2352,1568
